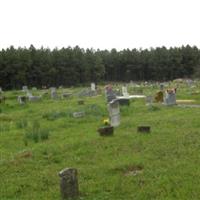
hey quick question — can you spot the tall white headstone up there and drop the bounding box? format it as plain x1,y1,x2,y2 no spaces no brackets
122,86,129,97
91,83,96,91
108,100,120,127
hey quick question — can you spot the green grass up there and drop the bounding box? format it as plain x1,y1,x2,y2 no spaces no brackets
1,83,200,199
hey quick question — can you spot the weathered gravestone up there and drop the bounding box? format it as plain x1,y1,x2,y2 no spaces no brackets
164,89,176,105
108,100,120,127
18,96,27,105
50,87,58,99
28,95,42,102
59,168,79,200
91,83,96,91
22,86,28,92
105,85,116,103
146,96,153,105
73,111,85,118
160,83,164,91
122,86,129,97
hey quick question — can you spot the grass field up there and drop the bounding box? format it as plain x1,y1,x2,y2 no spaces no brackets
1,82,200,200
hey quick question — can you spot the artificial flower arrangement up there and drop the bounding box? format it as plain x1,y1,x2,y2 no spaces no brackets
97,118,114,136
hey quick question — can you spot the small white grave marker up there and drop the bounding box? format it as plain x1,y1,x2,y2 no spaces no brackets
91,83,96,91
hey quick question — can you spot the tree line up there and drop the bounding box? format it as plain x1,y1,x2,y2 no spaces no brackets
0,45,200,89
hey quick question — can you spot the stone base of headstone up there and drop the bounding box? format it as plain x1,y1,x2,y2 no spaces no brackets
59,168,79,200
137,126,150,133
117,98,130,106
98,126,114,136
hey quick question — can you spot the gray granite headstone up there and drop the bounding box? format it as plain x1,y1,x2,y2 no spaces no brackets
164,91,176,105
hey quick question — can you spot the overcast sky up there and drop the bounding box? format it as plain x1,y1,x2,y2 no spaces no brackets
0,0,199,50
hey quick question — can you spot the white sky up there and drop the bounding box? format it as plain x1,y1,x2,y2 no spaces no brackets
0,0,200,50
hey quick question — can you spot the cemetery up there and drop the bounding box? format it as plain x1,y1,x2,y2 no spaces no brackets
1,81,200,199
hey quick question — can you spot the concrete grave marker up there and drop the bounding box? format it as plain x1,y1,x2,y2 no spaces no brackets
108,100,120,127
22,86,28,92
164,89,176,105
50,87,58,99
91,83,96,91
59,168,79,200
160,83,164,91
122,86,129,97
28,95,42,102
146,96,153,105
18,96,27,105
73,111,85,118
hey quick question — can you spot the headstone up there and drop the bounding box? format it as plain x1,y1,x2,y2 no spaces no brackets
18,96,27,105
91,83,96,91
105,85,116,103
22,86,28,92
50,87,58,99
122,86,129,97
108,100,120,127
73,111,85,118
146,96,153,105
160,83,164,91
28,95,42,102
59,168,79,200
164,89,176,105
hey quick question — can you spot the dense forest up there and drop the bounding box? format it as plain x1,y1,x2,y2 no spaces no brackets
0,45,200,89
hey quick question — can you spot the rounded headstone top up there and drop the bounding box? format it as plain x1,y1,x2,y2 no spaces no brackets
59,168,77,177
